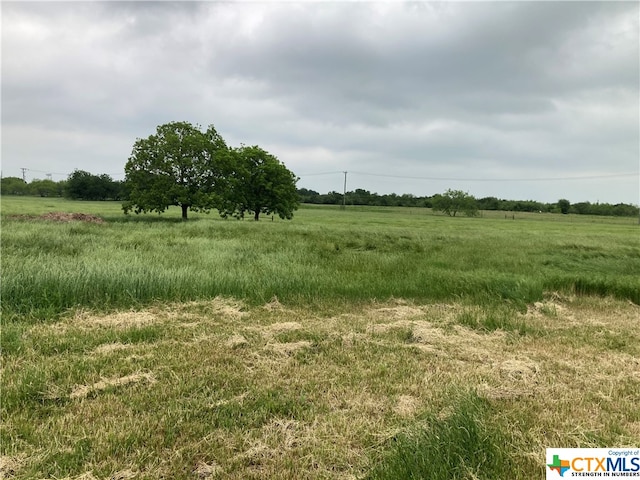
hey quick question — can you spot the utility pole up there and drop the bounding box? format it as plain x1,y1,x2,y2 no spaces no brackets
342,171,347,210
20,168,27,182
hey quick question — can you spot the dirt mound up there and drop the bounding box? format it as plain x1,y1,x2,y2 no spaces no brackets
7,212,104,223
42,212,105,223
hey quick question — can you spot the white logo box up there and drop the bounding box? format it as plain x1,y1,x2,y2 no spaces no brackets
546,448,640,479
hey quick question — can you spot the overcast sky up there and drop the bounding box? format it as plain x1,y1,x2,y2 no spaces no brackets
2,1,639,204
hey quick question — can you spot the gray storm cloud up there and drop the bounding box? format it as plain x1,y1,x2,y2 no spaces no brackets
2,1,638,203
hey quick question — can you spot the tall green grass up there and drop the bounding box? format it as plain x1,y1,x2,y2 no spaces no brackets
2,197,639,321
366,392,528,480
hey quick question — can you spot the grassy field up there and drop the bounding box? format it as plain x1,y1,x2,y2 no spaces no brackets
2,197,639,321
1,197,639,479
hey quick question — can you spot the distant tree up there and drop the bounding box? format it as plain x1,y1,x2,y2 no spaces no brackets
1,177,29,195
399,193,419,207
57,180,68,197
66,171,119,200
29,179,61,197
611,203,639,217
477,196,501,211
377,194,392,206
423,196,435,208
65,170,90,199
350,189,373,206
219,145,299,221
113,180,129,201
98,174,119,199
510,200,545,212
320,191,344,205
65,170,115,200
557,199,571,214
589,202,613,216
572,201,591,215
298,188,320,204
123,121,229,220
432,189,479,217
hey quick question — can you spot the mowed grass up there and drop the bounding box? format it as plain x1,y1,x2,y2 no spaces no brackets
1,197,639,478
1,297,639,479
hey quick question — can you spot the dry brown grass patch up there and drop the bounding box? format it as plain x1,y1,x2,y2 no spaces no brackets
369,305,424,320
262,296,286,311
261,419,302,450
194,461,223,479
72,310,158,329
262,322,302,334
187,297,248,320
264,341,312,356
393,395,421,417
0,455,25,479
477,383,536,401
226,334,249,349
57,473,100,480
69,372,156,400
498,358,540,381
158,298,247,326
106,470,138,480
91,342,135,355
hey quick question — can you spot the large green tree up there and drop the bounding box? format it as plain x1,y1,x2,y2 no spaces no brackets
123,122,228,220
219,145,299,221
432,189,478,217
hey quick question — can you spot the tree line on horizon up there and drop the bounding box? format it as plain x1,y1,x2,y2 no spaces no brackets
1,172,127,201
3,175,637,218
298,187,639,217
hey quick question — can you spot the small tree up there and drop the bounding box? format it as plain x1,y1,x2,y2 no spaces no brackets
123,122,229,220
29,179,61,197
0,177,28,195
298,188,320,204
432,189,478,217
219,145,299,221
557,199,571,214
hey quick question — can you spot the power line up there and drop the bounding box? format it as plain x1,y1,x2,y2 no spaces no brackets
297,171,344,177
23,168,69,176
15,166,639,183
296,170,639,182
18,168,125,178
343,171,640,183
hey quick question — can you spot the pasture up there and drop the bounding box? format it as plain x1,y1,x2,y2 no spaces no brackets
1,197,639,479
